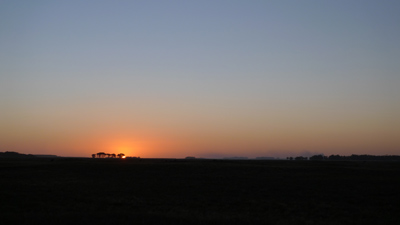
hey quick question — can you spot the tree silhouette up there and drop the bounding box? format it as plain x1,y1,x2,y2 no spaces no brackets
97,152,106,158
310,155,324,160
295,156,308,160
92,152,128,159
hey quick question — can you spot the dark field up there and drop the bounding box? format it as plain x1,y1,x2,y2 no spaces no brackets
1,158,399,225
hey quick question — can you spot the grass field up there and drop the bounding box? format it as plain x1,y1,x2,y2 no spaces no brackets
1,158,399,224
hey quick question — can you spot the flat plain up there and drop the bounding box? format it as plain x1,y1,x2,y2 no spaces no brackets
1,158,399,224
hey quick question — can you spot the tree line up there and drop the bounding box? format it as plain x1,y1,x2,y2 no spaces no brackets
287,154,400,161
92,152,125,159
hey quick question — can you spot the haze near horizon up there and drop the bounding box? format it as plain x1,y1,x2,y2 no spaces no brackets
1,0,399,158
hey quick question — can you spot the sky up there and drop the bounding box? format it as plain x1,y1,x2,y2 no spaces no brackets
1,0,399,158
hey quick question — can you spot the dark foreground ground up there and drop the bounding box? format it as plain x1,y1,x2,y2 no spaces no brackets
1,158,399,225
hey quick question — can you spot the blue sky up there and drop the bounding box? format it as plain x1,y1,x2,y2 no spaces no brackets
1,0,399,157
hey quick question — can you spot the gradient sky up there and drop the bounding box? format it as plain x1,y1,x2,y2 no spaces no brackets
1,0,399,158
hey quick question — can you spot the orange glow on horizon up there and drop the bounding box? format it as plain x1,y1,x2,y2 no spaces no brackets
1,121,399,158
